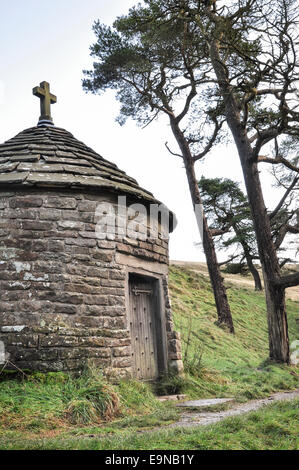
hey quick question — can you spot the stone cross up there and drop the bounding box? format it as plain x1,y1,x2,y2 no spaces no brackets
33,81,57,125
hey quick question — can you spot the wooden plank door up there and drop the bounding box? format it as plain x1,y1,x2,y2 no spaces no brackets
129,279,159,380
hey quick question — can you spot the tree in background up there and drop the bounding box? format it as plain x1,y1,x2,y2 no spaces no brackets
83,0,299,362
83,2,235,332
198,176,263,291
199,175,298,290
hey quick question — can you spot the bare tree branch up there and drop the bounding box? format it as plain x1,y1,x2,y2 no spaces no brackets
269,176,299,220
286,223,299,234
194,116,224,161
275,271,299,288
165,141,183,159
258,155,299,173
218,254,241,266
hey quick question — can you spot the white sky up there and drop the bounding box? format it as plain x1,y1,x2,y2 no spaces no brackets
0,0,290,262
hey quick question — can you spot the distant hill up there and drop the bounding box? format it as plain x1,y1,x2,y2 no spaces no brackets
170,261,299,302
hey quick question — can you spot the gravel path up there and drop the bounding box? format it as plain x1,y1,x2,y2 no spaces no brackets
162,389,299,430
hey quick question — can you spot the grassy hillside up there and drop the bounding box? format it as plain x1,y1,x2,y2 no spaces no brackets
0,265,298,448
169,265,299,400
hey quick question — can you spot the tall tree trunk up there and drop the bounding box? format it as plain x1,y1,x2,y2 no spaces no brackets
210,40,289,362
246,254,263,291
240,240,263,291
170,119,234,333
240,158,289,362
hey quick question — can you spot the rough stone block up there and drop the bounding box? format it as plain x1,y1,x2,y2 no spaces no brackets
43,197,77,209
40,335,79,348
9,197,43,209
57,220,85,231
21,221,53,231
92,252,114,262
109,270,126,280
84,295,109,306
111,357,131,368
113,346,131,357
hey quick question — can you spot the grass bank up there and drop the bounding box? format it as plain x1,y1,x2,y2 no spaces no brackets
169,266,299,400
0,369,179,442
1,398,298,450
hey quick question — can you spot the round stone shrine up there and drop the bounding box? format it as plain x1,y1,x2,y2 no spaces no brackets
0,82,183,379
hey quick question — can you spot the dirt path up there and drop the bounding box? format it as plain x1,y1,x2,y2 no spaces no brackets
153,389,299,431
170,261,299,302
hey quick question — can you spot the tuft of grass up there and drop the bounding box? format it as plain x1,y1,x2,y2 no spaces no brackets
154,372,188,396
117,379,162,414
63,367,120,425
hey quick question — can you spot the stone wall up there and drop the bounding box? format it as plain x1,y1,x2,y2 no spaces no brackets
0,188,182,377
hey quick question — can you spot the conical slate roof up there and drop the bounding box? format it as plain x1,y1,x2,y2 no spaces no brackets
0,125,158,203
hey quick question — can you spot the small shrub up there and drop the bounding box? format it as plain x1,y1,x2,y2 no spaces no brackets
29,372,68,385
184,351,204,378
154,372,187,396
223,263,249,275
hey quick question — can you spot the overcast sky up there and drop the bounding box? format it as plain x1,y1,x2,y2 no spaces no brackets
0,0,289,262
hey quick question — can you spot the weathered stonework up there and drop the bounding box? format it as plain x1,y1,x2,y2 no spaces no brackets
0,125,183,379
